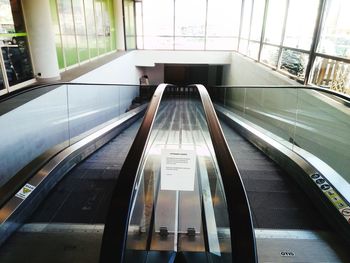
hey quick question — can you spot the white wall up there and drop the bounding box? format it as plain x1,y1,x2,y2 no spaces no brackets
133,50,232,66
70,50,299,90
133,50,299,86
223,52,299,85
72,52,142,84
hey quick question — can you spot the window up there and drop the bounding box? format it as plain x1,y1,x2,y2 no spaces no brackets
249,0,265,42
284,0,319,50
142,0,174,49
175,0,206,37
239,0,252,54
206,0,241,50
260,44,279,68
247,0,265,60
279,49,309,79
207,0,241,37
311,0,350,93
0,0,33,87
124,0,136,50
72,0,89,62
317,0,350,59
310,57,350,94
264,0,287,45
175,0,206,49
51,0,116,69
133,0,350,93
135,2,143,49
137,0,242,51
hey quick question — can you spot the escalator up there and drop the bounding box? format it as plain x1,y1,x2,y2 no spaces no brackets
0,83,349,262
101,84,350,262
101,84,256,262
0,85,256,262
0,119,142,262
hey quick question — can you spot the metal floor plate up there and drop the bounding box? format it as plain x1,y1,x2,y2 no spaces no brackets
255,229,350,263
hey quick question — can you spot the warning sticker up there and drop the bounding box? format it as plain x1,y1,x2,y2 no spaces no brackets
15,183,36,200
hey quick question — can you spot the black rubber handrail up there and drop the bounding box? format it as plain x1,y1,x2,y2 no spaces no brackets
99,83,168,263
194,84,257,262
211,85,350,102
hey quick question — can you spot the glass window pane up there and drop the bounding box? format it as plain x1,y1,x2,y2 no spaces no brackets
50,0,65,68
279,49,309,80
143,0,173,36
72,0,86,35
84,0,97,58
137,36,143,49
239,39,248,55
284,0,319,50
72,0,89,62
57,0,75,35
102,0,112,52
207,0,242,37
260,44,279,68
144,37,173,50
317,0,350,59
264,0,287,45
62,35,78,66
248,41,260,60
57,0,78,66
206,37,237,50
175,37,205,50
250,0,265,41
310,56,350,95
135,2,143,49
124,0,136,50
77,35,89,61
240,0,252,39
94,1,105,54
175,0,206,36
135,2,143,35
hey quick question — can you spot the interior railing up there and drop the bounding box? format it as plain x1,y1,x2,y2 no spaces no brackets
210,85,350,189
210,84,350,243
0,82,153,207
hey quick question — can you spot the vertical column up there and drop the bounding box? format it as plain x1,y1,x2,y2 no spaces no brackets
22,0,60,81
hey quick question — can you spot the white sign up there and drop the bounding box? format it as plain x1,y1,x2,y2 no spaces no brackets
161,148,196,191
15,183,36,200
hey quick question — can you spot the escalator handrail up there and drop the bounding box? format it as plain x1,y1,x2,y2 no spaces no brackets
194,84,258,263
99,83,168,263
211,85,350,102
